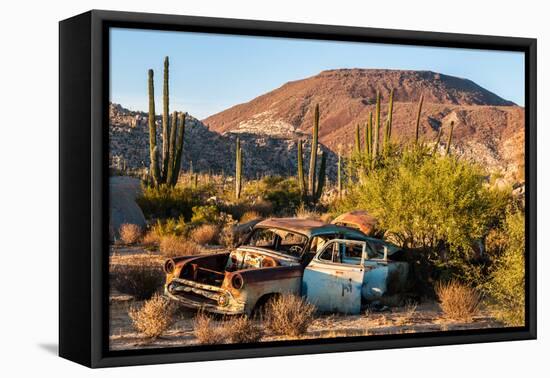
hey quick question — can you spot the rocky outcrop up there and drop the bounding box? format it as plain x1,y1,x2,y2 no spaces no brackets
109,176,146,241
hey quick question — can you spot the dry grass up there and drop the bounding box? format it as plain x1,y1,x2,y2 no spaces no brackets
394,301,417,326
110,260,164,299
224,316,263,343
190,224,219,245
435,280,481,322
119,223,142,244
129,294,175,338
240,210,262,223
264,294,316,337
193,313,262,344
193,312,225,344
295,204,321,221
142,230,160,246
319,213,334,223
220,223,237,248
159,235,202,257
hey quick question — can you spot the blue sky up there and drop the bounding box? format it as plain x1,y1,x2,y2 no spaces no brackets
110,28,525,119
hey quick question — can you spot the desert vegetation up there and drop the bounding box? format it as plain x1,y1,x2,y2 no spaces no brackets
108,57,526,350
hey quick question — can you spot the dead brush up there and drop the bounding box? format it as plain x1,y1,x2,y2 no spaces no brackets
435,280,481,322
264,294,316,337
190,224,219,245
294,204,321,221
119,223,142,244
193,312,225,344
128,294,175,338
240,210,262,223
193,313,263,344
223,316,263,343
111,260,164,300
159,235,202,257
394,300,417,326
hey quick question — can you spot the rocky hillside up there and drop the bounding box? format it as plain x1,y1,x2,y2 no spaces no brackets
109,103,335,179
203,69,525,182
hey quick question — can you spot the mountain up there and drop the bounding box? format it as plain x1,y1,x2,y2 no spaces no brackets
109,103,335,180
202,69,524,182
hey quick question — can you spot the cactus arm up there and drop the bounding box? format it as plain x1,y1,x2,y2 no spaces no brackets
445,121,455,156
308,104,319,198
171,112,186,186
415,94,424,146
166,111,178,185
147,69,160,186
161,56,170,183
297,139,307,199
314,151,327,202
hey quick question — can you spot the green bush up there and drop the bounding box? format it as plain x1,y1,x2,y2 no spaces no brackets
484,211,525,326
337,148,509,258
191,205,220,224
136,183,216,220
243,176,302,214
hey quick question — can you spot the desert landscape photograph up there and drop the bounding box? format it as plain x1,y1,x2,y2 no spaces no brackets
107,28,526,351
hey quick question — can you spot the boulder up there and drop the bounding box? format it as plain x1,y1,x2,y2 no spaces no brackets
109,176,146,241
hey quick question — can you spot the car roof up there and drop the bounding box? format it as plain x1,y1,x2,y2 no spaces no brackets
255,217,368,238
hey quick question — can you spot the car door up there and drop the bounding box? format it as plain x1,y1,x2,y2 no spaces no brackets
361,240,408,299
302,239,367,314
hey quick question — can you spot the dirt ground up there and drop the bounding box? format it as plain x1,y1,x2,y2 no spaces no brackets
109,245,503,351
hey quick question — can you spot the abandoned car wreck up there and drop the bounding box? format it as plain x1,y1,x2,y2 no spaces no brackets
164,217,410,315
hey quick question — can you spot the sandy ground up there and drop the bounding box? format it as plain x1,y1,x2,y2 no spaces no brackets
109,244,504,351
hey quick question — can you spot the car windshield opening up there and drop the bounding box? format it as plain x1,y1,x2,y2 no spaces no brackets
245,228,308,257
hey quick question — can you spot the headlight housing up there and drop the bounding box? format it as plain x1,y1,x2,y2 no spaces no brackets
231,273,244,290
164,259,176,274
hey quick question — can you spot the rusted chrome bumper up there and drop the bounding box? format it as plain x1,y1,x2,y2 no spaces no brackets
164,278,245,315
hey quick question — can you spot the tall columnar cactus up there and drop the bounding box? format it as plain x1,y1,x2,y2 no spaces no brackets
308,104,319,197
146,57,187,187
386,89,394,141
383,89,394,154
355,123,361,154
171,112,186,186
372,92,381,168
337,149,343,199
296,104,326,204
147,69,161,186
415,94,424,146
433,126,443,155
445,121,455,156
297,139,307,197
161,57,170,180
366,112,373,162
315,152,327,201
235,138,243,200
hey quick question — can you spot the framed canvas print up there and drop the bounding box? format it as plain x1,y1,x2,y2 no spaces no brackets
59,10,536,368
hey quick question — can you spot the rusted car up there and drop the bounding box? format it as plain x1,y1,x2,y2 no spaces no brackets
164,218,409,315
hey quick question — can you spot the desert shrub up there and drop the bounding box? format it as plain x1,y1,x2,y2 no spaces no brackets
193,312,225,344
137,184,215,220
159,235,202,257
224,316,262,343
240,210,262,223
191,205,221,225
242,176,301,214
484,211,525,326
193,313,262,344
119,223,142,244
129,294,175,338
264,294,316,337
435,280,481,322
337,149,509,258
295,204,321,220
111,261,164,299
190,224,219,245
220,218,238,248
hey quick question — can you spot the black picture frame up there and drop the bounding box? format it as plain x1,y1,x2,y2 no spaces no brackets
59,9,537,368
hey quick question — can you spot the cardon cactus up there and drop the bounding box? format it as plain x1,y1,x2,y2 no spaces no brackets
146,57,186,187
235,138,243,200
446,121,455,156
415,94,424,146
308,104,319,197
297,139,307,197
147,69,161,187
